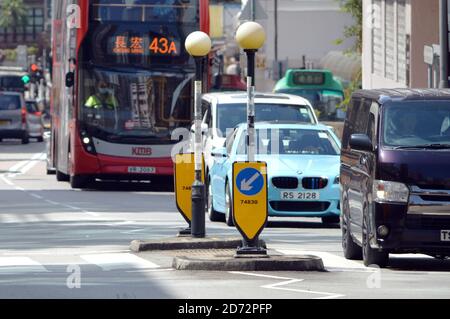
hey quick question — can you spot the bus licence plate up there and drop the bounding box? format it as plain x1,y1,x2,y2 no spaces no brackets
128,166,156,174
0,120,10,126
441,230,450,241
280,191,320,200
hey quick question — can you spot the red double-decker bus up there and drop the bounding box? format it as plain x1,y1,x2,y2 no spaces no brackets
49,0,209,188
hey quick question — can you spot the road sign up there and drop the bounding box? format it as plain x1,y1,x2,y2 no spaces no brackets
232,161,267,241
174,153,204,224
424,45,434,65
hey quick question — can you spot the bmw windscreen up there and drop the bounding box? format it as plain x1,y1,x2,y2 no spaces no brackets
236,128,340,155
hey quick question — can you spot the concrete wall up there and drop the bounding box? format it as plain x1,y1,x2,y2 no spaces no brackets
362,0,440,89
409,0,439,88
249,0,355,91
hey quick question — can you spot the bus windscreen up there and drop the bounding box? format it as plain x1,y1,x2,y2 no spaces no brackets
91,0,197,23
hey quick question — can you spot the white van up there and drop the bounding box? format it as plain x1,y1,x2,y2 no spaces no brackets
195,92,318,185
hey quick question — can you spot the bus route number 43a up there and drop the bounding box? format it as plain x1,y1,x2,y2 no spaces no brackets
150,37,178,55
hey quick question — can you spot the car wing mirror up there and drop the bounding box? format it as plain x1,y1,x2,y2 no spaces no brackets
349,134,373,152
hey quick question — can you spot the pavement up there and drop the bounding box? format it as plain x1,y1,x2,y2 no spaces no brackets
131,237,323,271
1,139,450,298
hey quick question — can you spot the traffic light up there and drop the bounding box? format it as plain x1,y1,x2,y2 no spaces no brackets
29,63,43,83
21,74,31,84
30,63,39,73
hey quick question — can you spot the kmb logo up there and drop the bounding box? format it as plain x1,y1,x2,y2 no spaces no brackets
132,147,152,156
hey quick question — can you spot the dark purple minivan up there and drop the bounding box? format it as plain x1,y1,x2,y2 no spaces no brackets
340,89,450,267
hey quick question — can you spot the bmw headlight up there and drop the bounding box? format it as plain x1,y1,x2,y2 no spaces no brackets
373,180,409,203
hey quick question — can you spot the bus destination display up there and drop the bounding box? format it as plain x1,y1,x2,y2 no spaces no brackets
110,35,180,56
292,72,325,85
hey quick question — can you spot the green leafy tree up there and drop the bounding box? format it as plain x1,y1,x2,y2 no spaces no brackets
336,0,363,54
336,0,363,110
0,0,28,42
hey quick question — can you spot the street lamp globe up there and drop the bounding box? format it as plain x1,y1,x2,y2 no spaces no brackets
185,31,212,57
235,21,266,50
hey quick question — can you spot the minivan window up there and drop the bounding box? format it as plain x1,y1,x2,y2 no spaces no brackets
0,95,21,110
216,103,315,135
342,97,361,149
382,101,450,147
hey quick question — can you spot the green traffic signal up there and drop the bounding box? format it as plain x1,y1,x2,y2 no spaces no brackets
21,75,30,84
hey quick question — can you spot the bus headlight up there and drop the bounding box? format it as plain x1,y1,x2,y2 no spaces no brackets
80,132,96,155
373,180,409,203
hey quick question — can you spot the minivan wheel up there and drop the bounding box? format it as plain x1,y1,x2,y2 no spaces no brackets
341,207,362,260
70,175,92,189
56,170,70,182
362,212,389,268
207,180,225,222
21,133,29,144
224,182,234,227
37,135,44,142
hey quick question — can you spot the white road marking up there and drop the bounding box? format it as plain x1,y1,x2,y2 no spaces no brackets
1,176,101,218
80,253,160,271
230,271,344,299
6,160,29,175
120,229,146,234
61,204,82,210
0,257,48,274
45,199,59,205
229,272,298,281
82,210,100,217
18,153,46,175
6,153,45,177
29,193,43,199
2,249,130,256
125,268,174,273
0,175,14,186
274,248,372,272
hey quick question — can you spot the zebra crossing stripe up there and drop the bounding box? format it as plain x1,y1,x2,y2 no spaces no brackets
80,253,160,271
0,257,48,274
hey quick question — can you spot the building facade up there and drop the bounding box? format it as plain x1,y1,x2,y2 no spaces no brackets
0,0,51,49
241,0,356,91
362,0,440,89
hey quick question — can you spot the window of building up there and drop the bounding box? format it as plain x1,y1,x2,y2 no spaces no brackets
397,0,408,84
385,0,395,80
372,0,383,77
371,0,409,86
0,6,44,45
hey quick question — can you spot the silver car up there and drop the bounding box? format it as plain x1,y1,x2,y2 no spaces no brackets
0,92,44,144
